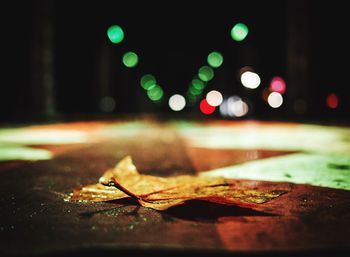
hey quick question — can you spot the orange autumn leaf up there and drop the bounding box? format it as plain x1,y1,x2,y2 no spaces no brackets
67,156,287,211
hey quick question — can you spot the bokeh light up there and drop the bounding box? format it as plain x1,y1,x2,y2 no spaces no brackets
200,99,216,115
269,76,286,94
220,96,249,117
122,51,138,68
191,79,205,91
326,93,339,109
267,92,283,108
187,78,204,105
99,96,116,112
198,66,214,82
169,94,186,111
140,74,156,90
231,99,249,117
189,86,202,96
107,25,124,44
240,71,261,89
231,23,249,41
207,51,223,68
206,90,223,107
147,85,163,101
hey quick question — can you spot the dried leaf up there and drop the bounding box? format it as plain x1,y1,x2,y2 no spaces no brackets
68,156,287,210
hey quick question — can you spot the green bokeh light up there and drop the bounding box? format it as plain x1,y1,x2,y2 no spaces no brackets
140,74,157,90
231,23,249,41
191,79,205,90
122,52,138,68
107,25,124,44
147,85,164,101
207,51,223,68
198,66,214,82
189,86,202,96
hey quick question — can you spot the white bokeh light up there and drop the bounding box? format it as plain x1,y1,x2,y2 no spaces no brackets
220,96,248,117
267,92,283,108
240,71,261,89
168,94,186,111
206,90,223,107
230,99,248,117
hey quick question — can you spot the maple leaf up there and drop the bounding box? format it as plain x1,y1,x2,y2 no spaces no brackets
68,156,287,211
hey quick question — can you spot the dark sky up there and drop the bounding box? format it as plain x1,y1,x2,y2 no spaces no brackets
1,0,349,122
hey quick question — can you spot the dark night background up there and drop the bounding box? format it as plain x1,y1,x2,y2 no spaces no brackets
1,0,349,123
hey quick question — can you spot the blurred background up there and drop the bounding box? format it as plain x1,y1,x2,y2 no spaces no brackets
1,0,349,123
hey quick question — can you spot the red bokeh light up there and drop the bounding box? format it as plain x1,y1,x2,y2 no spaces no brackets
200,99,216,115
326,93,339,109
269,76,286,94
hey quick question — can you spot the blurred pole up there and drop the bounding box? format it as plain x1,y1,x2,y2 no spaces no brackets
31,0,55,119
97,43,113,111
286,0,311,117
